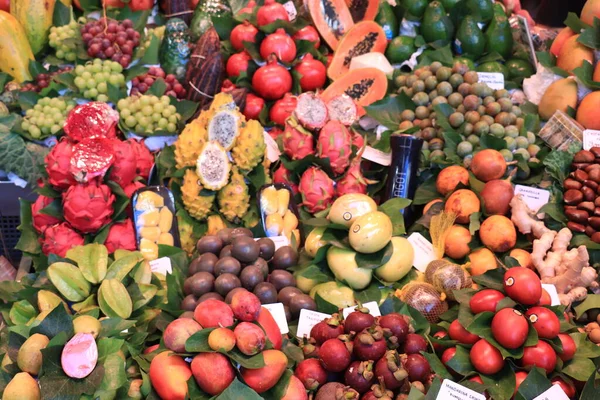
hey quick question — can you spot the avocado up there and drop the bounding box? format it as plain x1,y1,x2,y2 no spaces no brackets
159,18,192,81
454,16,486,59
484,3,514,60
376,1,399,40
441,0,460,11
466,0,494,24
402,0,428,20
422,1,454,46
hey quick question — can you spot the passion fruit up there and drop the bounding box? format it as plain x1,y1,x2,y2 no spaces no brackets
444,189,480,224
348,212,393,254
231,236,260,263
436,165,469,196
271,246,299,270
329,194,378,228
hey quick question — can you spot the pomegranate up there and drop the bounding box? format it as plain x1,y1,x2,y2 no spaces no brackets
294,54,327,91
226,51,251,78
230,21,259,51
256,0,289,27
260,29,297,63
237,0,256,15
293,26,321,49
252,56,292,100
243,93,265,121
269,93,297,126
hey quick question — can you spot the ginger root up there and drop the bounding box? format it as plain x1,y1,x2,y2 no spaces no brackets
510,195,598,305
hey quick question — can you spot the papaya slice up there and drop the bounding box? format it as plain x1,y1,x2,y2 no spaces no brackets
308,0,355,50
328,21,388,80
345,0,380,22
321,68,388,115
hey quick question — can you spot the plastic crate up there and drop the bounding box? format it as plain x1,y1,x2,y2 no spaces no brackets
538,110,584,151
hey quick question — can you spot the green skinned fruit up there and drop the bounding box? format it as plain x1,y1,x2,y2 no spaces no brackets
295,273,320,294
484,3,513,59
422,1,454,46
98,279,133,319
454,16,486,59
47,262,91,302
376,1,399,40
309,281,355,309
375,237,415,282
477,61,510,80
465,0,493,23
402,0,428,20
326,247,372,290
105,253,144,281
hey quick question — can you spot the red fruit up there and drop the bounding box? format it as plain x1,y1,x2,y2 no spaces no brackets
193,299,234,327
470,375,484,384
522,340,557,373
230,21,259,51
257,307,283,350
432,330,449,353
504,267,542,305
41,222,85,257
336,158,367,196
300,337,320,358
282,375,309,400
256,0,289,27
234,322,266,355
283,120,315,160
64,102,119,142
109,140,137,187
104,220,136,253
295,92,328,130
469,289,505,314
62,181,115,233
45,140,76,189
353,326,387,361
491,308,529,349
270,93,297,126
538,288,552,306
268,126,284,140
526,306,560,339
551,377,576,398
310,314,344,344
163,318,203,353
252,56,292,100
403,333,428,354
449,320,479,345
317,120,352,175
294,54,327,91
344,306,375,334
514,371,528,396
344,360,375,394
299,167,335,213
557,333,576,361
191,352,236,395
470,339,504,375
149,352,192,400
378,313,409,343
273,164,298,194
241,349,288,393
295,358,327,391
124,180,145,199
293,26,321,49
405,354,431,383
230,290,261,321
0,0,9,12
243,93,265,120
237,0,256,15
70,138,115,183
374,350,407,390
441,347,456,367
260,28,297,63
31,195,60,234
129,0,153,10
144,344,159,354
319,338,351,372
351,131,364,148
128,139,153,179
226,51,251,78
327,94,358,126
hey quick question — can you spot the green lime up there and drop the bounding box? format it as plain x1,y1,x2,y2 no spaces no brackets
505,58,535,80
386,36,416,64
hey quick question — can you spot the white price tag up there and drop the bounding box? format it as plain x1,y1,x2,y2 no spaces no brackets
362,146,392,166
282,1,297,21
296,309,331,339
436,379,486,400
583,129,600,150
255,236,289,250
514,185,550,213
477,72,505,90
262,303,289,334
263,130,281,162
407,233,435,272
541,284,561,306
533,384,570,400
149,257,172,275
342,301,381,319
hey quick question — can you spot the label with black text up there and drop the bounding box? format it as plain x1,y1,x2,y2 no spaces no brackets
407,233,435,272
149,257,172,275
583,129,600,150
436,379,486,400
255,235,289,250
514,185,550,213
262,303,289,334
477,72,504,90
296,309,331,339
532,384,570,400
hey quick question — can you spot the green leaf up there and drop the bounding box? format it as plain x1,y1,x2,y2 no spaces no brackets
128,283,158,311
67,243,108,284
564,12,589,33
445,345,473,375
228,348,265,369
148,78,167,97
421,351,453,380
479,133,507,150
18,91,40,111
469,212,481,235
107,82,126,105
364,92,416,130
124,65,149,82
570,332,600,358
215,377,262,399
53,0,72,27
31,305,74,339
378,197,412,236
98,353,127,392
573,60,600,90
9,300,36,325
105,253,143,281
562,357,597,381
171,97,200,123
355,242,393,269
465,311,493,337
185,327,216,353
472,267,504,291
99,318,136,337
140,34,160,65
413,174,442,206
536,51,569,77
262,369,293,400
354,282,382,304
435,104,458,135
539,203,567,225
580,372,600,400
315,292,340,314
97,338,125,363
571,234,600,250
573,294,600,317
578,17,600,49
481,363,516,400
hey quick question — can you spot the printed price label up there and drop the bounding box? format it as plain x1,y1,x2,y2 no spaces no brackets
407,233,436,272
514,185,550,213
296,309,331,339
255,236,289,250
263,130,281,162
362,146,392,166
533,384,570,400
282,1,297,21
262,303,289,334
477,72,505,90
541,284,561,306
583,129,600,150
149,257,172,275
436,379,486,400
342,302,382,319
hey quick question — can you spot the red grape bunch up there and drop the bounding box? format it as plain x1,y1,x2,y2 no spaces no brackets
20,67,74,92
131,66,187,99
81,18,140,67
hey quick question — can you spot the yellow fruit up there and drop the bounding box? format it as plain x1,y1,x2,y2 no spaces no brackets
1,353,13,372
140,226,161,242
207,215,227,235
305,227,327,258
140,238,159,261
282,210,299,233
17,333,49,375
538,78,578,120
217,167,250,222
136,191,164,210
286,229,301,247
266,213,284,236
37,290,65,313
175,119,208,169
277,189,290,216
231,119,266,170
73,315,101,339
261,186,279,215
0,11,34,83
139,210,160,227
181,169,215,221
375,237,414,282
10,0,55,56
158,233,174,246
349,212,393,253
159,207,173,232
329,194,378,227
3,372,40,400
178,213,198,256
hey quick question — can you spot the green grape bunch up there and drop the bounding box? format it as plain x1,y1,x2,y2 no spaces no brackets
21,97,76,139
73,59,126,102
49,18,87,62
118,94,181,135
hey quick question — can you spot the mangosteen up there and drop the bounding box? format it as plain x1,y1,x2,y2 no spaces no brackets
289,294,317,319
231,236,260,263
271,246,299,270
214,256,242,276
257,238,275,261
253,282,278,304
198,292,224,303
214,273,242,297
217,228,234,245
240,266,265,291
189,253,218,275
268,270,296,291
225,287,249,304
187,272,215,297
181,294,199,311
196,235,223,255
277,286,303,306
220,245,233,258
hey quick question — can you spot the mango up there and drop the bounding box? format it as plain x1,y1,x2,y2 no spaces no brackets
277,188,290,216
260,186,279,215
73,315,101,339
468,247,497,276
282,210,298,233
556,34,594,75
582,0,600,25
3,372,40,400
159,207,173,232
191,353,236,395
163,318,202,353
257,307,283,350
136,191,164,210
139,210,160,227
149,352,192,400
550,27,575,57
577,91,600,130
241,350,288,393
139,226,161,242
281,375,309,400
538,78,578,120
265,213,284,236
158,232,174,246
375,237,415,282
140,238,159,261
17,333,50,375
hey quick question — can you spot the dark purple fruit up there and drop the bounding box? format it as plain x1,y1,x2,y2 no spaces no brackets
216,227,233,244
253,282,278,304
189,253,218,275
231,236,260,263
344,306,375,334
220,245,233,258
268,270,296,291
315,382,359,400
403,334,428,355
271,246,299,270
214,256,242,276
257,238,275,260
250,257,269,278
196,235,223,255
214,273,241,296
240,266,264,291
378,313,409,343
405,354,431,383
289,294,317,319
198,292,224,303
230,227,253,240
181,294,198,311
353,326,387,361
277,286,302,306
344,361,375,394
185,272,215,297
375,350,408,390
310,314,344,345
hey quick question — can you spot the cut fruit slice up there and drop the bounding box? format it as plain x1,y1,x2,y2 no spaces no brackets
326,94,358,126
294,92,328,130
196,141,232,191
64,102,119,142
69,138,115,183
321,68,388,115
207,109,242,150
307,0,355,50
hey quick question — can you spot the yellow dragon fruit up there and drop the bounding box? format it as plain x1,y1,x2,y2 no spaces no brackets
174,119,208,169
218,167,250,222
177,212,197,256
263,157,273,184
207,215,227,235
232,120,266,170
181,169,215,220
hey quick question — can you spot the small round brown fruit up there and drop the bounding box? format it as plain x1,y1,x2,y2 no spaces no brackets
480,179,514,216
480,215,516,253
231,236,260,263
289,294,317,319
189,253,218,275
277,287,303,306
196,236,223,255
198,292,224,303
257,238,276,260
240,266,265,291
271,246,299,270
253,282,278,304
214,273,242,297
214,257,242,276
268,270,296,291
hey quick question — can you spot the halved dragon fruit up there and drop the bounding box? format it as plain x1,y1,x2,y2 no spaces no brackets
326,94,358,126
64,102,119,142
70,138,115,183
294,92,328,130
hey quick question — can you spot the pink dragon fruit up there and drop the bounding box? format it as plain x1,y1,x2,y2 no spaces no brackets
108,140,137,188
41,223,85,257
63,181,115,233
282,120,315,160
273,164,298,194
294,92,328,130
70,138,115,183
317,120,352,175
299,167,335,213
104,220,137,253
129,139,154,180
336,159,368,196
64,102,119,142
31,195,61,234
45,140,76,190
326,94,357,126
268,127,284,141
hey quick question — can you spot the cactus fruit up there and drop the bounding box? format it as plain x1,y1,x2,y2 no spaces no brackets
175,119,208,169
317,120,352,175
299,167,335,213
